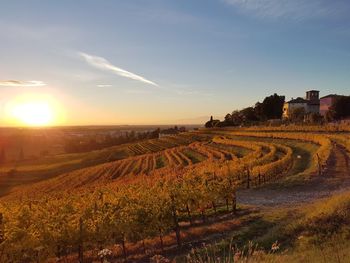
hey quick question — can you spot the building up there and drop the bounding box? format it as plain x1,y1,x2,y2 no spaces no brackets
320,94,339,117
283,97,309,119
306,90,321,114
283,90,320,119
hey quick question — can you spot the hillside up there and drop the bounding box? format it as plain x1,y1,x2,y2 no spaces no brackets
1,125,350,262
0,133,207,196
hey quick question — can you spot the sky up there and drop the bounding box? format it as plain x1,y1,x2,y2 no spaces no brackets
1,0,350,126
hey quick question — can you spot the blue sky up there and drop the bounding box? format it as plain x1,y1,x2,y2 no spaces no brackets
1,0,350,125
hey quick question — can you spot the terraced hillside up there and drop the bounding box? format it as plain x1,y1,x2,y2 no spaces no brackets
0,133,209,196
0,127,349,262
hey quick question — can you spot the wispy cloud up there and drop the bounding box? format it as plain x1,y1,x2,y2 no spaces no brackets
79,52,158,86
0,80,46,87
124,89,152,94
222,0,341,21
175,90,199,96
97,84,112,88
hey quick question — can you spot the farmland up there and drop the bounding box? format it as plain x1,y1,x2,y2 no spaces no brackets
0,132,206,196
0,125,350,262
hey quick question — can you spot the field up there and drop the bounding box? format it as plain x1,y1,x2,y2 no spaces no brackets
0,125,350,262
0,132,206,196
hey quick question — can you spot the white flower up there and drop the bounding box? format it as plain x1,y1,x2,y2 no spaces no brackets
98,248,112,258
271,241,280,252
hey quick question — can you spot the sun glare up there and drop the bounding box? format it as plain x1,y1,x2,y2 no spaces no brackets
4,93,65,127
11,101,54,126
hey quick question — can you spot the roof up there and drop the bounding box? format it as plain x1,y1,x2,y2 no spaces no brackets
320,94,340,99
287,97,308,104
306,90,319,93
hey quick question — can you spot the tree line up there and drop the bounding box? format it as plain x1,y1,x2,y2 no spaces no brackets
205,93,350,128
64,126,186,154
64,129,161,153
206,93,285,127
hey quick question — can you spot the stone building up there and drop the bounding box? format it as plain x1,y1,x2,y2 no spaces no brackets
282,90,320,119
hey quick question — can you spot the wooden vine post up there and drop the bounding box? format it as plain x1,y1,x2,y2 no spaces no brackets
246,167,251,189
170,195,181,247
232,191,237,215
316,154,322,176
0,212,4,263
121,234,127,261
186,204,193,226
0,213,4,245
78,217,84,263
159,228,164,252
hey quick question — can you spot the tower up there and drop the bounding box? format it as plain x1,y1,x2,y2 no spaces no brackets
306,90,319,102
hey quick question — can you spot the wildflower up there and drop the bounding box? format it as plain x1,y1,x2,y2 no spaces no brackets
150,255,170,263
98,248,112,262
271,241,280,253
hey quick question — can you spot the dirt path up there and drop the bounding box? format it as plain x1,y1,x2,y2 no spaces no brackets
237,144,350,207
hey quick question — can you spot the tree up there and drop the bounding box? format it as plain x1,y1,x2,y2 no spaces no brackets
0,148,5,163
231,110,243,125
212,93,286,127
261,93,285,119
290,107,306,122
205,116,220,128
240,107,258,123
19,147,24,161
254,102,264,121
327,96,350,120
306,112,324,124
224,114,232,124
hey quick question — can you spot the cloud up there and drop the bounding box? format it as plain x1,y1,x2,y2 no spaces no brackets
79,52,158,86
0,80,46,87
175,90,199,95
124,89,152,94
222,0,341,21
97,84,112,88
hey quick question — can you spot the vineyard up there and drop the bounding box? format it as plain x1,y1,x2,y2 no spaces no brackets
0,127,349,262
0,133,210,196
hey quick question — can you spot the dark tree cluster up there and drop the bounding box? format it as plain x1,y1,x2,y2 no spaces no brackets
205,116,221,128
0,148,5,163
160,126,186,134
327,96,350,121
64,129,161,153
206,93,285,127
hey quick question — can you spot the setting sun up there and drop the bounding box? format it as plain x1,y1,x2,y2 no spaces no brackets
3,93,65,127
11,101,53,126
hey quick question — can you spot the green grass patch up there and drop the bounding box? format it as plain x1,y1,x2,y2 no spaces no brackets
182,149,207,164
156,155,167,169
